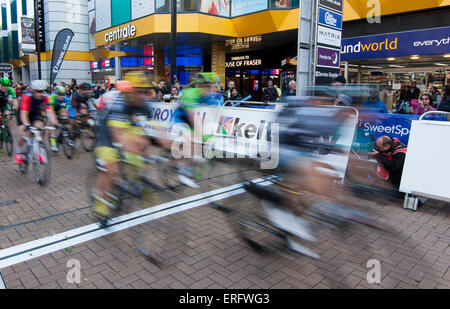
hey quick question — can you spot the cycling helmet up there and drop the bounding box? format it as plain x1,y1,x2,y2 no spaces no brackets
79,83,92,90
54,85,67,95
31,80,48,91
116,80,134,93
125,71,152,88
0,77,11,86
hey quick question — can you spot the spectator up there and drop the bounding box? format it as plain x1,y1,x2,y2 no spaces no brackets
429,86,442,107
174,80,182,92
263,80,278,103
331,75,346,87
223,80,236,100
408,81,421,100
69,78,77,95
282,80,296,97
163,86,181,102
228,87,242,101
411,94,436,115
437,85,450,112
51,83,57,93
108,83,115,91
361,87,388,113
369,135,407,189
157,80,170,99
91,83,101,99
274,85,282,101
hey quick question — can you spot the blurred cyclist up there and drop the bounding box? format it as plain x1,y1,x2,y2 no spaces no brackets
15,80,59,164
48,86,76,151
92,72,153,224
71,82,92,116
0,77,18,112
0,78,14,121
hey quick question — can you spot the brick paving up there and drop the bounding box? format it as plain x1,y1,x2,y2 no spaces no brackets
0,123,449,289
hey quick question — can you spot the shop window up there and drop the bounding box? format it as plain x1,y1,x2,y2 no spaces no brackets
179,0,197,12
156,0,170,13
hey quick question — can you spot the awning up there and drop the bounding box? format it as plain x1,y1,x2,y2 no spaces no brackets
90,48,137,60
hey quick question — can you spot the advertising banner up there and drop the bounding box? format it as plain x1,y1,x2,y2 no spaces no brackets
131,0,155,20
318,7,343,30
356,113,447,146
50,29,75,84
317,25,342,48
317,46,341,69
231,0,268,17
95,0,112,31
319,0,343,12
341,26,450,60
315,67,340,85
21,17,35,53
88,10,96,50
35,0,46,51
200,0,230,17
211,42,226,88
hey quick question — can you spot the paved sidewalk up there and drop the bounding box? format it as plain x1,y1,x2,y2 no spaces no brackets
0,140,449,289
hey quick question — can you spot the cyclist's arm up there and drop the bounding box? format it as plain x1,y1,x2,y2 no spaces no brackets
66,97,77,119
45,97,59,126
20,95,31,126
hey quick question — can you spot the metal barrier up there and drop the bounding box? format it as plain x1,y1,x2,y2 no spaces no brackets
223,100,284,111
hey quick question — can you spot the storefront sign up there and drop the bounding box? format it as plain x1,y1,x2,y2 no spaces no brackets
226,55,262,68
341,26,450,60
226,36,262,51
318,7,342,30
319,0,343,12
35,0,46,51
317,46,341,69
0,64,13,74
315,67,340,85
317,25,342,48
104,24,136,44
101,59,115,68
90,61,99,69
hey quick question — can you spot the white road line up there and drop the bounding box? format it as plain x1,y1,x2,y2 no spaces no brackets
0,177,274,271
0,272,6,289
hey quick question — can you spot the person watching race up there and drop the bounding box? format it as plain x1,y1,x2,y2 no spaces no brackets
48,86,77,151
92,72,153,224
15,80,59,164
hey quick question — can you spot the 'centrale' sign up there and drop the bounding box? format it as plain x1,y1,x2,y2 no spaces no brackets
104,24,137,43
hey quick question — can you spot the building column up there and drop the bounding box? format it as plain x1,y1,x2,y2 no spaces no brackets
115,43,121,80
211,42,226,89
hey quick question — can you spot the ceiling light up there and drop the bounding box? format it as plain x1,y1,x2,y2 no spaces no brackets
435,63,447,66
387,57,396,61
410,55,420,60
389,64,405,68
361,65,383,69
443,54,450,58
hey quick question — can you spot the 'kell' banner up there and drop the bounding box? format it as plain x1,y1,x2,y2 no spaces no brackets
50,29,75,84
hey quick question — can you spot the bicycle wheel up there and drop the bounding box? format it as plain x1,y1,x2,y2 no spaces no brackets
62,134,76,159
80,126,96,152
33,142,51,186
5,125,13,157
159,162,181,192
227,193,287,253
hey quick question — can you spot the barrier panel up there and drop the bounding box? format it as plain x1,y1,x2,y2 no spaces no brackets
400,111,450,210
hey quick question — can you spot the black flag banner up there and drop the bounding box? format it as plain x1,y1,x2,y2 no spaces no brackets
50,29,75,84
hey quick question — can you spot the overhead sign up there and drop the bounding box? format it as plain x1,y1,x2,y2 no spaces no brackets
90,61,99,69
341,26,450,60
226,36,262,51
226,55,262,68
318,7,342,30
319,0,343,12
317,46,341,69
0,64,13,73
317,25,342,47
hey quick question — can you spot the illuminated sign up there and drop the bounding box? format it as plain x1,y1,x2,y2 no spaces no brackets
90,61,99,69
104,24,137,43
226,55,262,68
226,36,262,51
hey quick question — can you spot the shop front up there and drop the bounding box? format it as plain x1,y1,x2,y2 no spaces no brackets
341,26,450,108
225,42,297,101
